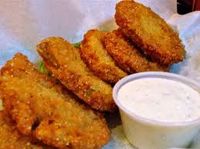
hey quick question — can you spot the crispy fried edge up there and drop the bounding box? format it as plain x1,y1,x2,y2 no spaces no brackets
0,53,110,149
80,29,127,83
0,111,47,149
36,37,116,112
103,30,169,73
115,0,185,65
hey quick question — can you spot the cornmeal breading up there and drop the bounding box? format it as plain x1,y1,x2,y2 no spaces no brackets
80,29,127,83
115,0,185,65
0,53,110,149
104,30,168,73
37,37,116,112
0,111,49,149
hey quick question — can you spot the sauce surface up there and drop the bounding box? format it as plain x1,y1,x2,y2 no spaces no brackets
118,78,200,122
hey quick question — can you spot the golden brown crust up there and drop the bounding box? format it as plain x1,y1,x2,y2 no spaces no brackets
0,53,110,149
0,111,48,149
37,37,116,112
103,30,169,73
80,29,127,83
115,0,185,65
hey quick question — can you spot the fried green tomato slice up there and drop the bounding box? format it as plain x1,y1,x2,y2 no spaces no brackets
115,0,185,65
103,30,168,73
0,111,51,149
37,37,116,112
80,29,127,83
0,53,110,149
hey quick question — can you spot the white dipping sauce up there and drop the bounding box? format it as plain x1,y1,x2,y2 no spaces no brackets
118,78,200,122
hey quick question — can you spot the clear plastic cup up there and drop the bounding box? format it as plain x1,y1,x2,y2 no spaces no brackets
113,72,200,149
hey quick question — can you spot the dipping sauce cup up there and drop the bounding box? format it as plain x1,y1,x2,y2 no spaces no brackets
113,72,200,149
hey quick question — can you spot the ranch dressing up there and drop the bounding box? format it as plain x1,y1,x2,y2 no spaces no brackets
118,78,200,123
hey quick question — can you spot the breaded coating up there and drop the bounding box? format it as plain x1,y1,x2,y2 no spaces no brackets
0,111,48,149
80,29,127,83
115,0,185,65
37,37,116,112
103,30,168,73
0,53,110,149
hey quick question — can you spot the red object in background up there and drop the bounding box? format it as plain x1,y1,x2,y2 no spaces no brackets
181,0,200,11
193,0,200,10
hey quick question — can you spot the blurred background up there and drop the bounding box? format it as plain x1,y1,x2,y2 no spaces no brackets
178,0,200,14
